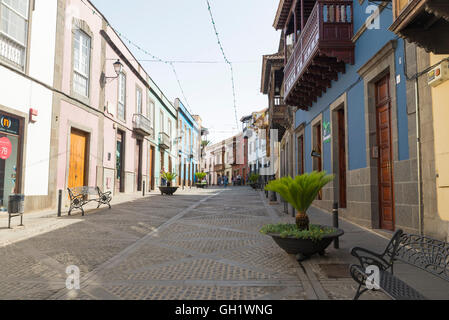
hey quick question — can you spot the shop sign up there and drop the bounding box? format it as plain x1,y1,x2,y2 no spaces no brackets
323,121,331,144
0,114,20,135
0,137,12,160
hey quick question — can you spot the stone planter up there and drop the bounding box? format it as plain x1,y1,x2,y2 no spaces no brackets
159,186,179,195
267,226,344,261
195,183,207,189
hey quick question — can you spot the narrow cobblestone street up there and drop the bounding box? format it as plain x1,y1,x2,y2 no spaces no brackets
0,187,308,300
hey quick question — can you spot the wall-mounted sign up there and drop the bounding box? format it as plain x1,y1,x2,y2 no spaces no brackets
311,150,321,158
0,114,20,135
323,121,331,144
0,137,12,160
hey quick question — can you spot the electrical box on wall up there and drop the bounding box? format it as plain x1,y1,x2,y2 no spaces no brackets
428,61,449,87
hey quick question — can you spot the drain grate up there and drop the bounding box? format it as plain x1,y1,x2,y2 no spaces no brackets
318,263,351,279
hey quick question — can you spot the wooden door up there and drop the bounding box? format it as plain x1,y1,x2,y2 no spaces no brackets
188,163,191,186
337,109,347,208
116,131,124,193
178,156,182,186
297,135,304,175
315,123,322,200
135,139,142,191
69,129,88,189
149,146,155,190
376,75,395,231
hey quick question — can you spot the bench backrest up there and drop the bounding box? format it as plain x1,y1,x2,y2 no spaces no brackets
396,233,449,282
67,186,98,200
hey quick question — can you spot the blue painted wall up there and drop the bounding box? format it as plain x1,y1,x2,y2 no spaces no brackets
178,100,200,183
294,1,409,174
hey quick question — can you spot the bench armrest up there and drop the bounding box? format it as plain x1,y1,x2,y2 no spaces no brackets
351,247,392,271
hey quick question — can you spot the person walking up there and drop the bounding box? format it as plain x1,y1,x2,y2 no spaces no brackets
217,175,222,187
223,175,229,188
160,167,166,186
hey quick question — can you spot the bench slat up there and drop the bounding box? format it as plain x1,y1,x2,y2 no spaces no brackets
379,270,427,300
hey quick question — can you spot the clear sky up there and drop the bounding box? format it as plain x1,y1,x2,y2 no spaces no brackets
91,0,281,144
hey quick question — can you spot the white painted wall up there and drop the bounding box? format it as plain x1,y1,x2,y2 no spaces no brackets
0,0,57,197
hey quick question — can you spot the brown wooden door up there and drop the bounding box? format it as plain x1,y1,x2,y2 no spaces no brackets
338,109,347,208
376,75,395,231
69,129,88,189
315,123,322,200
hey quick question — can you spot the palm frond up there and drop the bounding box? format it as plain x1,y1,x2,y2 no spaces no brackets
265,171,334,212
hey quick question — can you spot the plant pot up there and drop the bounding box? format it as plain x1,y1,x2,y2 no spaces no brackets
267,226,344,261
195,183,207,189
159,186,179,195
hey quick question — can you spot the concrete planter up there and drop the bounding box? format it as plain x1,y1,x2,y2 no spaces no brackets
159,186,179,196
267,226,344,261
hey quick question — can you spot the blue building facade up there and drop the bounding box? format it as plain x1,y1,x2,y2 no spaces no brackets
273,0,420,233
175,98,200,187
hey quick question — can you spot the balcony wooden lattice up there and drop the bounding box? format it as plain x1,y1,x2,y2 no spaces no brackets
390,0,449,53
283,0,354,109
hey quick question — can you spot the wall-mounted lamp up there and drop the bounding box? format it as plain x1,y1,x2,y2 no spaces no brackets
101,59,123,86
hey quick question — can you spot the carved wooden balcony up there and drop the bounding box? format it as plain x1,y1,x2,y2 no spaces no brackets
284,0,354,109
390,0,449,53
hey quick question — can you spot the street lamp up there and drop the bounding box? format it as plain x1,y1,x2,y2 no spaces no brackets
101,59,123,86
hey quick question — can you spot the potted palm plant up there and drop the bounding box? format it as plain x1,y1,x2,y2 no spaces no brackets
195,172,207,188
159,172,179,195
261,171,344,261
249,173,260,189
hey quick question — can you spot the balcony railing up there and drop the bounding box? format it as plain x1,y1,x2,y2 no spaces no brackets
284,0,354,107
274,96,284,106
0,33,25,70
132,114,153,137
159,132,170,149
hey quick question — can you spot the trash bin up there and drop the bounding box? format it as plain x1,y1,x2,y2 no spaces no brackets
8,194,25,214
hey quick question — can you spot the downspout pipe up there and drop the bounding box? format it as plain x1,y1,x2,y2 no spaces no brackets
414,78,423,235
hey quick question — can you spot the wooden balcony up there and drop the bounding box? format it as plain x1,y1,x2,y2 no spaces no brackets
390,0,449,53
284,0,354,109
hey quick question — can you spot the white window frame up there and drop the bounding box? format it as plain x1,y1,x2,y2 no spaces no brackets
136,87,142,115
73,29,91,97
0,0,30,69
117,72,126,121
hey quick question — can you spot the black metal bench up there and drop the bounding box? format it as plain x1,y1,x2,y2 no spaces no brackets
350,230,449,300
67,186,112,216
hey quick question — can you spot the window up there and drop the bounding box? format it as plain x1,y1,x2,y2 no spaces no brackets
0,0,29,69
136,88,142,114
148,98,155,128
117,72,126,121
73,29,91,97
159,111,164,133
168,119,172,149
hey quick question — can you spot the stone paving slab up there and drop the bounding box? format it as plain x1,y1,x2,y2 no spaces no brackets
0,187,311,300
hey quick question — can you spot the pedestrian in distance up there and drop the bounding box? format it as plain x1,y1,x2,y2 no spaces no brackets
223,175,229,188
217,175,222,187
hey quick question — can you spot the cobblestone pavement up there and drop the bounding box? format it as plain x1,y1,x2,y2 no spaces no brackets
0,187,310,300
